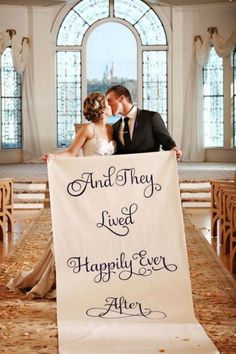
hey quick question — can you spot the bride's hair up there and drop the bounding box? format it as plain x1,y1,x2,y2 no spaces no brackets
83,92,106,121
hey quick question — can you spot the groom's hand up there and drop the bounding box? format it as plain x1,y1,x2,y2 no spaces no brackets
172,147,182,161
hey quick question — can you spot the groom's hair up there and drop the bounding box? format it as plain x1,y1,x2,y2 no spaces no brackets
106,85,132,104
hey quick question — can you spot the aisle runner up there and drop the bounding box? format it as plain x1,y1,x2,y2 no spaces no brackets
48,151,219,354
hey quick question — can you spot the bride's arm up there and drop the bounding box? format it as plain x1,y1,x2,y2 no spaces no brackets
42,124,93,161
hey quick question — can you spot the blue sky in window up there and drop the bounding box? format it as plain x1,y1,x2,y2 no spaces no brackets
87,22,137,80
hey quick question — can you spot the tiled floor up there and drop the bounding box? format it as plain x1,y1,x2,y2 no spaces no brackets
0,161,235,180
187,208,212,243
186,207,236,279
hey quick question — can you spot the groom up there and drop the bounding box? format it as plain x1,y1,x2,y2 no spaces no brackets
106,85,182,160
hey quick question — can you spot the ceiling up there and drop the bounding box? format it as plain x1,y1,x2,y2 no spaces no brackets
0,0,234,6
0,0,66,5
148,0,234,4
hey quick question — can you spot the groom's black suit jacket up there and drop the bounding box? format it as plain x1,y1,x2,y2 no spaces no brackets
112,109,176,154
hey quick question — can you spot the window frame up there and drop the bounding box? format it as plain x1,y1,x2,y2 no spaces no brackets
54,0,170,148
203,46,224,148
203,46,235,149
0,46,22,150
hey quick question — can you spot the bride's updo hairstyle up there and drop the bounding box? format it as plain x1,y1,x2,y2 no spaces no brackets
83,92,106,122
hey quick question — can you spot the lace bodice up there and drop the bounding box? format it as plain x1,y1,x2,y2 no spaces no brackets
82,123,116,156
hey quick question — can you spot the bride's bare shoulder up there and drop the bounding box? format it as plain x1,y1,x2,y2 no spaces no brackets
76,122,94,139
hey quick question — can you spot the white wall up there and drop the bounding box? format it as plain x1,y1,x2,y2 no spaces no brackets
0,1,235,162
29,6,59,154
179,3,236,162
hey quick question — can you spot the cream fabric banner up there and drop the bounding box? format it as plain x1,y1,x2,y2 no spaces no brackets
48,151,219,354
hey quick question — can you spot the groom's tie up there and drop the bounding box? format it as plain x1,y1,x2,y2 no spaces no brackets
123,117,132,151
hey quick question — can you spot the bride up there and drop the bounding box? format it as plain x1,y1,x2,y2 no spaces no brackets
7,92,116,299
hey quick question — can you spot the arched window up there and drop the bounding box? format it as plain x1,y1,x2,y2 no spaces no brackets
203,46,223,147
86,22,137,104
0,47,22,149
56,0,168,147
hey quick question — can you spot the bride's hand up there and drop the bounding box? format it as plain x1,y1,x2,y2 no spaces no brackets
41,153,55,162
41,154,48,162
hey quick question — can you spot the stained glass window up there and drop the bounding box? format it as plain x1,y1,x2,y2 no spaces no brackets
114,0,166,45
114,0,149,23
1,47,22,149
57,51,81,147
234,50,236,147
203,47,224,147
56,0,168,147
57,0,109,46
143,51,167,124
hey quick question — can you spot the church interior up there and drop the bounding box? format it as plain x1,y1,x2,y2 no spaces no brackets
0,0,236,353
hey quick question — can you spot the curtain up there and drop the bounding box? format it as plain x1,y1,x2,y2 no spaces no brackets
20,38,42,162
11,35,27,74
212,27,236,58
181,32,211,162
0,30,11,53
1,31,42,162
181,27,236,162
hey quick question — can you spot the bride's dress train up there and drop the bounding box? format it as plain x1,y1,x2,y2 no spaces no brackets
7,234,56,299
7,123,116,299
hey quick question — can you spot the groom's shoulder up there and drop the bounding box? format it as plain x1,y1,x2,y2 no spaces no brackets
137,109,157,118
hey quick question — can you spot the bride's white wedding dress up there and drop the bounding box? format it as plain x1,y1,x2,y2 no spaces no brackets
7,124,116,299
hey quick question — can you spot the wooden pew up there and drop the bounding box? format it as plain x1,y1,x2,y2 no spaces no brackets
220,187,236,254
210,170,236,238
230,201,236,273
0,178,14,241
